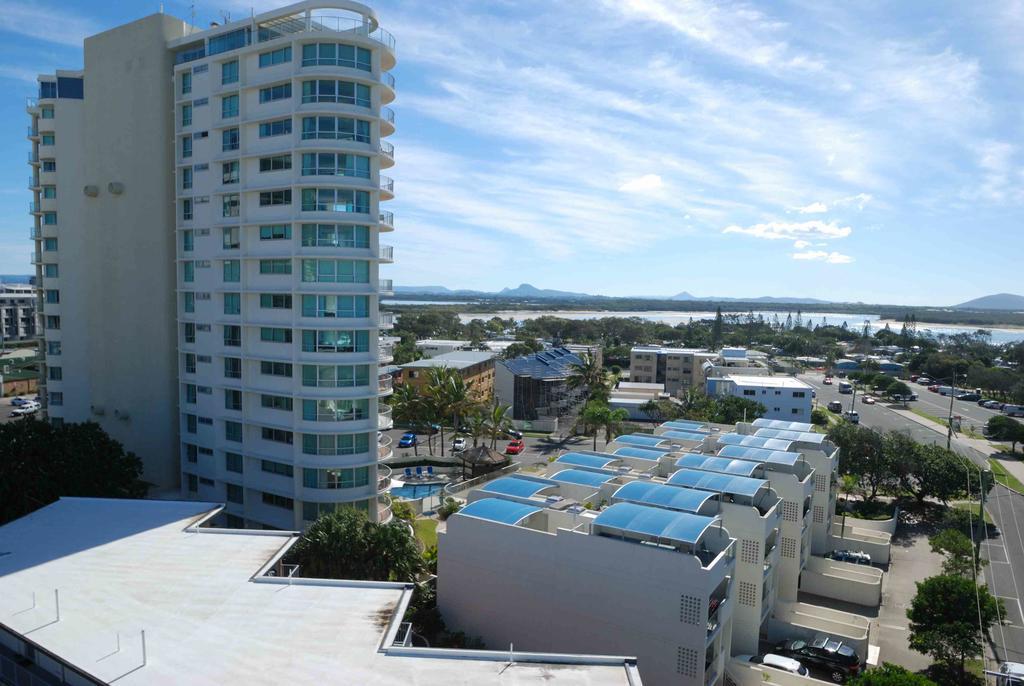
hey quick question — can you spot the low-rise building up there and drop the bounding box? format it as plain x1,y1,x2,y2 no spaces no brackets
398,350,497,401
0,284,37,343
495,347,588,430
416,339,472,358
701,347,770,381
0,498,642,686
630,346,717,395
705,375,813,422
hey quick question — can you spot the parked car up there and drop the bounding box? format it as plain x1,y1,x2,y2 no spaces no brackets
773,636,861,683
9,403,39,417
827,400,843,413
891,393,918,402
861,396,875,405
910,374,920,382
843,410,860,424
917,377,932,385
956,392,981,402
823,376,833,385
984,400,1005,410
503,429,524,440
505,439,525,455
998,661,1024,686
10,396,29,406
398,432,418,448
927,384,940,392
1005,405,1024,418
737,654,809,677
825,550,872,565
452,437,467,452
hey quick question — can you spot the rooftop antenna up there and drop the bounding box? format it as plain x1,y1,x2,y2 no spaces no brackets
189,3,195,33
221,10,231,24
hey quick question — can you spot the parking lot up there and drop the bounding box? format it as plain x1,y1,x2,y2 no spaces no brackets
0,395,40,425
381,424,587,467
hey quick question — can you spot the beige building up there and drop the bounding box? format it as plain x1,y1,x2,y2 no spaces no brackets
398,350,496,402
630,346,717,395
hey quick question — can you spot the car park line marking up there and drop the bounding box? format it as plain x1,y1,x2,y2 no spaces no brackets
878,624,906,631
866,645,880,666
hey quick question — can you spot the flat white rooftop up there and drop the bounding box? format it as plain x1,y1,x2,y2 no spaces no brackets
722,375,811,389
0,498,639,685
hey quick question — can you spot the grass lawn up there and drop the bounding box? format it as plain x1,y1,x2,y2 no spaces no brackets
989,458,1024,493
413,518,438,550
909,408,987,440
951,501,994,525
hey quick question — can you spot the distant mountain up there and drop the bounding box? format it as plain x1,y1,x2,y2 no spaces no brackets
954,293,1024,311
671,291,829,304
497,283,596,299
0,275,33,284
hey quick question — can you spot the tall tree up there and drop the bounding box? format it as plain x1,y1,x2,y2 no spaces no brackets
568,352,609,402
847,663,937,686
601,407,630,446
579,401,610,451
484,403,513,450
0,419,147,525
711,307,724,347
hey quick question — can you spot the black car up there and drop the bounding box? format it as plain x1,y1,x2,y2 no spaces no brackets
503,429,523,440
773,636,861,683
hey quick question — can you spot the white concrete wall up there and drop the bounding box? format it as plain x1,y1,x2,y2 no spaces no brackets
800,556,882,607
439,516,734,686
767,601,870,661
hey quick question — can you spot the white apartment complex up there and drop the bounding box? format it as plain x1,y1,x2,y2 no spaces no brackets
706,375,813,422
27,1,396,530
0,284,36,343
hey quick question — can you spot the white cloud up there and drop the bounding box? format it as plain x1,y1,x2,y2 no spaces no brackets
793,240,811,249
722,220,853,241
618,174,664,194
792,250,854,264
0,0,100,46
794,202,828,214
832,193,873,210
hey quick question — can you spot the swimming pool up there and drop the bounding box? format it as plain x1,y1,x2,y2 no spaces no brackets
389,482,445,500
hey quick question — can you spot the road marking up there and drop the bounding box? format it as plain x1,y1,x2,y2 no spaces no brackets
867,645,880,666
990,560,1012,564
879,624,906,631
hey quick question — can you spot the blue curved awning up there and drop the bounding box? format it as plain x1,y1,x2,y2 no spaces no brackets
717,444,801,467
556,452,618,470
457,498,543,525
667,468,768,498
593,502,717,545
550,468,617,488
479,476,557,499
611,480,718,513
674,454,761,477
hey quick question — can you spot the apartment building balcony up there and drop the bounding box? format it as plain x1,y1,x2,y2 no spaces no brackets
27,126,39,140
26,97,39,111
29,201,41,215
378,311,394,329
378,403,393,430
379,175,394,200
29,227,40,240
377,463,393,492
28,151,39,165
29,251,41,265
378,140,395,168
378,375,394,396
378,434,393,460
377,278,393,296
379,343,394,364
378,210,394,231
380,106,395,136
28,175,39,190
255,12,396,65
378,493,393,524
378,244,394,263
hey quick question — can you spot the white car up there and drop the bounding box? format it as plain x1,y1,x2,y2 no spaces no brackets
999,662,1024,686
10,396,30,406
452,437,467,452
10,402,40,417
738,654,809,677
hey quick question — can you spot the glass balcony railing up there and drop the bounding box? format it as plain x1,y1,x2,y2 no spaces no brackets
256,14,396,53
379,210,393,228
379,175,394,194
27,126,38,137
377,463,393,492
378,493,393,524
28,151,39,164
378,278,393,294
26,97,38,108
379,311,394,328
28,176,38,189
378,403,393,429
379,244,394,262
29,227,40,240
378,434,394,459
380,107,395,125
382,72,395,89
378,140,394,158
378,375,393,394
29,201,40,213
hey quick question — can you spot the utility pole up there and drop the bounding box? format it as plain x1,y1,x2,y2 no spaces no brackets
947,365,957,451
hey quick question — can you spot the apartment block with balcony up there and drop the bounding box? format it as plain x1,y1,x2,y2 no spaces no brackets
0,284,37,342
706,375,813,422
25,2,396,522
630,346,718,395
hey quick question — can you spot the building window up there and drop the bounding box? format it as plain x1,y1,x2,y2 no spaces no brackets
221,60,239,85
184,352,197,374
261,492,293,510
46,341,61,356
259,46,291,67
226,452,244,473
222,226,240,249
40,106,54,119
260,293,292,309
260,360,292,377
300,116,370,142
41,159,56,172
301,80,370,107
185,384,197,403
222,160,239,185
225,420,243,442
43,212,57,225
261,427,293,444
301,329,369,353
49,391,63,406
182,230,194,251
301,153,370,178
300,188,369,213
222,128,239,151
183,261,195,282
225,389,242,411
223,292,240,315
224,357,242,379
260,327,292,343
182,103,192,127
300,259,369,283
261,394,293,411
184,291,195,313
259,224,291,240
259,155,292,172
793,391,806,398
301,432,369,456
43,237,58,251
48,366,62,380
301,43,371,71
301,294,369,318
44,289,59,304
226,483,244,504
259,189,291,206
42,186,56,199
792,408,801,414
220,194,239,218
302,398,368,422
261,460,294,477
185,443,198,462
186,473,198,492
184,322,196,343
302,466,370,489
223,324,241,347
258,259,291,275
44,263,59,277
41,134,55,146
259,83,291,103
182,72,192,94
742,389,755,396
186,413,198,433
182,198,193,221
301,364,370,388
258,118,292,138
182,136,192,158
181,167,193,190
221,94,239,118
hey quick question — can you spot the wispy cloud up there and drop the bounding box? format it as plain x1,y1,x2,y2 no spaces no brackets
0,0,100,46
792,250,854,264
619,174,664,194
794,202,828,214
722,220,853,241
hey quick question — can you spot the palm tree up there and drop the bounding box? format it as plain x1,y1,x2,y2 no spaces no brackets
391,383,423,456
838,474,859,538
465,409,489,448
568,352,609,402
485,403,513,450
602,407,630,446
579,401,610,451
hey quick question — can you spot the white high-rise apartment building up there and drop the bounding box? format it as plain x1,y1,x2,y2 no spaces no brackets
26,1,396,530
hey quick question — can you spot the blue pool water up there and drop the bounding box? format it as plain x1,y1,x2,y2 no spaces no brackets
389,482,445,500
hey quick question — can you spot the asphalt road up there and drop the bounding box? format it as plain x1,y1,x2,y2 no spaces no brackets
907,379,1013,432
982,485,1024,666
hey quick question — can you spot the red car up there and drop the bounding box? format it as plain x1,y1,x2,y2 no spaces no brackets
928,384,939,392
823,377,833,385
505,439,525,455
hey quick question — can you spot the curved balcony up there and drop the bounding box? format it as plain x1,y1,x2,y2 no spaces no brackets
28,176,39,190
379,175,394,200
378,244,394,263
380,71,396,105
28,151,39,165
378,374,393,396
378,210,394,232
378,432,393,456
377,463,393,492
378,493,393,524
29,201,41,215
378,311,394,329
378,403,393,430
380,106,395,137
378,140,394,168
379,343,394,364
30,251,41,265
26,97,39,109
377,278,393,296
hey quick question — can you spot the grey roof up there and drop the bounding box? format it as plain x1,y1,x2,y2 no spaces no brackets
399,350,495,370
499,347,583,379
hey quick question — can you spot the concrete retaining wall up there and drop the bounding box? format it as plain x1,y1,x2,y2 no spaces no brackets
801,556,882,607
767,601,870,660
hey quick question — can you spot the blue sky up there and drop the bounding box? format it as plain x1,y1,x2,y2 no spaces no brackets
2,0,1022,305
